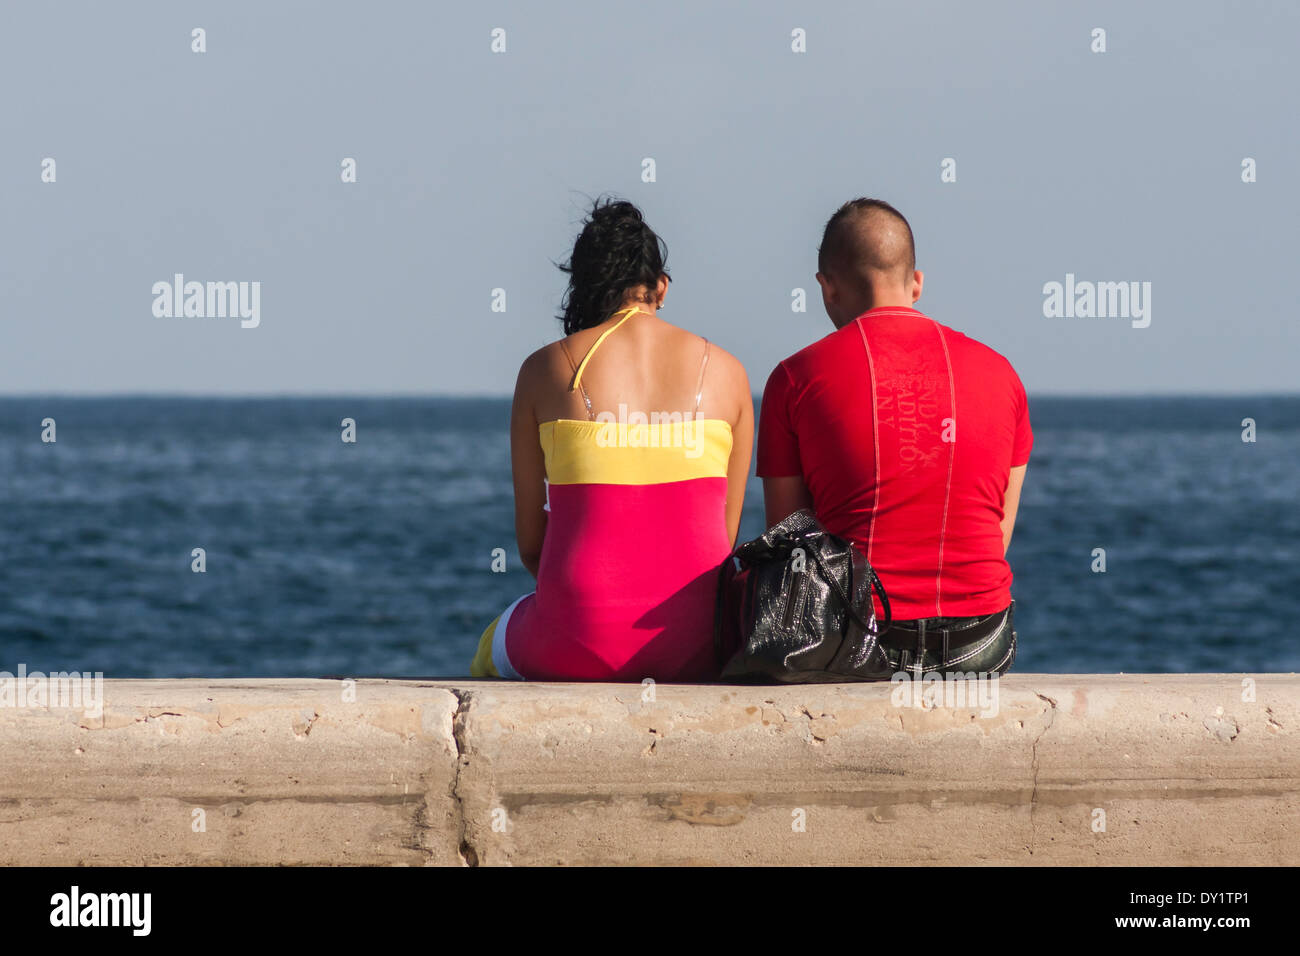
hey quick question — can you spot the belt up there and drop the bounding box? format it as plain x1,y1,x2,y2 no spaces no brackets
877,605,1012,652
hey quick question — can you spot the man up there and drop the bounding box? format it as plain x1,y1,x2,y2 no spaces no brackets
758,198,1031,676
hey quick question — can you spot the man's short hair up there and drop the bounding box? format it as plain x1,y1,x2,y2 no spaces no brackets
817,198,916,290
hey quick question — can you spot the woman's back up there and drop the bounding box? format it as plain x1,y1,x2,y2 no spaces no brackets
524,310,745,679
534,311,736,424
472,199,752,682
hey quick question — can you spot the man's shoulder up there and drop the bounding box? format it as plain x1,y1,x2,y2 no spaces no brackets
932,318,1020,381
773,325,855,379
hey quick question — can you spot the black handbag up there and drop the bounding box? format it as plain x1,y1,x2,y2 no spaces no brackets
714,509,893,682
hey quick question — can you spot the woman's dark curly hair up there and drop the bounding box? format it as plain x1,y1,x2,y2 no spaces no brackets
557,198,670,335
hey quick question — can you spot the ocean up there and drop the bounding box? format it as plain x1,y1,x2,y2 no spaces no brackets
1,396,1297,677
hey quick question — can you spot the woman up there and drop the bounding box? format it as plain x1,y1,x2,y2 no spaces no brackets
471,199,753,681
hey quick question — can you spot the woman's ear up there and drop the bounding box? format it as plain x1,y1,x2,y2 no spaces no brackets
656,274,669,308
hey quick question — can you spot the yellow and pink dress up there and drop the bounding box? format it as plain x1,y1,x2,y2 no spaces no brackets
471,310,733,681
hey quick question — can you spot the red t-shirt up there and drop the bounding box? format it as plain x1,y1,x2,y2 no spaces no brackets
757,305,1032,620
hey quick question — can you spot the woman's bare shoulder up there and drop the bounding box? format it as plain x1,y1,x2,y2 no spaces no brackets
699,337,751,394
515,339,572,390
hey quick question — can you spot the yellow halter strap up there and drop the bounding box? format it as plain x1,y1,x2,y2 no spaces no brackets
569,307,652,392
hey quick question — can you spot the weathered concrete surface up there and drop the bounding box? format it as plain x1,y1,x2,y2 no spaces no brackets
2,676,1296,865
0,680,461,865
450,675,1299,865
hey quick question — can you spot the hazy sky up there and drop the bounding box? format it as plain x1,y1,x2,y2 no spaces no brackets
3,1,1296,396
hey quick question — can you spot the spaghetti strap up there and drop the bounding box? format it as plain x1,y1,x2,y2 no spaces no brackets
693,338,711,415
559,339,595,420
559,338,580,377
566,307,651,417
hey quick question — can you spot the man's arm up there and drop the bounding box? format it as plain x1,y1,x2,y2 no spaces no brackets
757,361,811,530
763,475,813,529
1001,464,1027,555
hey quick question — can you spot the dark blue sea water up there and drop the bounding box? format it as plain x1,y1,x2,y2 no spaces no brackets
1,396,1297,677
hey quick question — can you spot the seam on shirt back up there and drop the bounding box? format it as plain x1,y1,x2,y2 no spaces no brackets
854,318,881,565
933,321,956,617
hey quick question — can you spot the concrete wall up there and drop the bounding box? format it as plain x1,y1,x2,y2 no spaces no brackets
1,675,1295,865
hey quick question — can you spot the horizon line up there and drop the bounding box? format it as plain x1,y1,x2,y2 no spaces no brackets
1,391,1297,401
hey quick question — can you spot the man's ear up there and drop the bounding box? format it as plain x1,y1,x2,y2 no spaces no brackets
816,271,839,323
911,270,924,303
815,271,835,304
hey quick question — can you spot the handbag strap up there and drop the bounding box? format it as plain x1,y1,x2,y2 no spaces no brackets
797,533,893,637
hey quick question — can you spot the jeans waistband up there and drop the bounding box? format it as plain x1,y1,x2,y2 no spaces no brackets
879,603,1014,652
